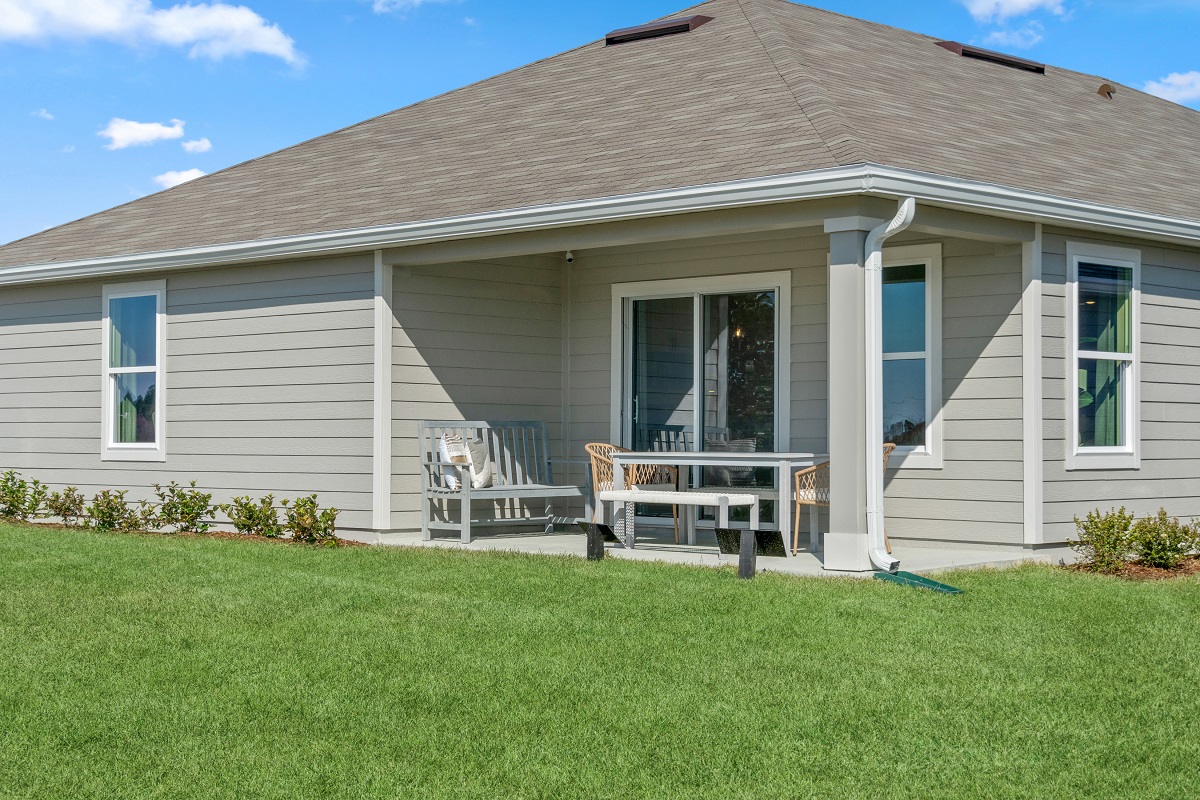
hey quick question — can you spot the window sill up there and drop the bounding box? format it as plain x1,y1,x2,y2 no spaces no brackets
101,448,167,463
888,449,943,470
1066,451,1139,471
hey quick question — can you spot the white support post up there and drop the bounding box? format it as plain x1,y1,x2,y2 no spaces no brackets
823,221,878,571
372,250,394,532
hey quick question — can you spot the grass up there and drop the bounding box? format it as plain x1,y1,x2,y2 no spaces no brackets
1,522,1199,799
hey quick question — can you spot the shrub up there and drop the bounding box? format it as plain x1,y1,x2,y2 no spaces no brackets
281,495,339,545
1069,506,1134,573
86,490,142,532
220,494,284,538
152,481,213,534
1130,509,1195,570
47,487,86,527
0,471,48,522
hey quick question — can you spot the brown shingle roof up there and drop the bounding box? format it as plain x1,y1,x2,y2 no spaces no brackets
2,0,1198,268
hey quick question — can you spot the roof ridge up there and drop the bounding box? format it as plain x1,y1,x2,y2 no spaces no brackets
736,0,873,166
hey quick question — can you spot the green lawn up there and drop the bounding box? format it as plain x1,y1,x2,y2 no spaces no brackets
2,523,1198,799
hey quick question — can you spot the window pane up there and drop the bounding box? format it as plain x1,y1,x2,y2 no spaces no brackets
1078,359,1125,448
110,295,157,369
631,297,695,452
113,373,156,444
883,358,926,447
882,264,926,354
1078,263,1132,354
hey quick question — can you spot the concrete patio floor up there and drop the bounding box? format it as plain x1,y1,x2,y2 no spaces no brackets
373,524,1078,577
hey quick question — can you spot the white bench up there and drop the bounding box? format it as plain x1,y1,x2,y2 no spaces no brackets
597,488,759,548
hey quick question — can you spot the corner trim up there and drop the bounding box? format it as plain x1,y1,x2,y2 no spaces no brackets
1021,225,1044,544
372,251,393,530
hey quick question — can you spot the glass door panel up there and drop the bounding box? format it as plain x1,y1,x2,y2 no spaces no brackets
700,291,776,522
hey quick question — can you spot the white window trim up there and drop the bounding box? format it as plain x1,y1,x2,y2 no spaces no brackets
609,271,791,453
1065,242,1140,471
882,243,943,470
101,279,167,462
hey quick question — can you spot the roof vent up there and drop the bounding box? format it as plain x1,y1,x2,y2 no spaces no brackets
605,15,713,46
936,41,1046,74
1098,82,1117,100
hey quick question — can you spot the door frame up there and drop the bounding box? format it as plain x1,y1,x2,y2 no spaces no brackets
609,271,792,451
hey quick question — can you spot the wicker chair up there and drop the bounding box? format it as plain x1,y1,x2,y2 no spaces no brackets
792,443,897,555
585,443,679,543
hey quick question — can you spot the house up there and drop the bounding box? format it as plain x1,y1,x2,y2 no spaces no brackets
3,0,1200,571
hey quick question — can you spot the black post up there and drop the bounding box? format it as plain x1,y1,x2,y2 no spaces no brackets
737,529,757,579
585,524,605,561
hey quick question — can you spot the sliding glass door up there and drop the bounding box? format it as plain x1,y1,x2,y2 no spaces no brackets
623,284,780,520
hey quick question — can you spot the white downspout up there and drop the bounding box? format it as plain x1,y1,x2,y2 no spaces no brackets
864,198,916,573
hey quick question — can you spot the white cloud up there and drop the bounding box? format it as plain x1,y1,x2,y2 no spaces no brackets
984,23,1044,49
99,117,185,149
61,144,75,153
372,0,452,14
962,0,1065,23
153,168,206,188
182,136,212,153
31,107,54,120
0,0,302,66
1144,71,1200,104
463,16,476,26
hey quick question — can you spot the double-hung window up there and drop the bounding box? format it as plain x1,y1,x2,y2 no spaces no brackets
101,280,166,461
881,244,943,469
1067,243,1139,470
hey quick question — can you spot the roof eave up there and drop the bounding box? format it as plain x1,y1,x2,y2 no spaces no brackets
2,163,1199,286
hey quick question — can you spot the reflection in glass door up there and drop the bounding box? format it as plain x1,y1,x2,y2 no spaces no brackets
624,288,778,523
631,297,695,452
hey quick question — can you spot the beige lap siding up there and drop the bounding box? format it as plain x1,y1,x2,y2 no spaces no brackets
0,253,376,529
881,237,1025,544
389,255,565,532
1041,229,1200,542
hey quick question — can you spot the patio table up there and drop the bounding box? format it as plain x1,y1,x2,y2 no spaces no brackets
610,451,824,556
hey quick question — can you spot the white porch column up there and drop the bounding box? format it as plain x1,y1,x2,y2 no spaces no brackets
823,219,882,571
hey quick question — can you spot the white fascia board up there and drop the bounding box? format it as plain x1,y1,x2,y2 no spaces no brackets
4,163,1200,286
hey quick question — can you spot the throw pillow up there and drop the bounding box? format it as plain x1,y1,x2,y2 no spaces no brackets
466,438,494,489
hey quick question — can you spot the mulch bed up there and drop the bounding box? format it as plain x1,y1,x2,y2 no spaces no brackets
1068,555,1200,581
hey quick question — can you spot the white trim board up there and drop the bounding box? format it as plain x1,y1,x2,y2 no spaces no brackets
6,164,1200,286
1022,225,1044,545
372,251,394,529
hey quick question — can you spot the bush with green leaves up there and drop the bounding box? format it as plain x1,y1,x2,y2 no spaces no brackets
85,490,142,532
149,481,213,534
47,487,86,527
219,494,284,538
1069,506,1135,573
281,495,339,545
1130,509,1196,570
0,471,48,522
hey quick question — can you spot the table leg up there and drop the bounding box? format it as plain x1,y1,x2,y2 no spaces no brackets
778,459,792,558
625,501,636,548
718,497,729,528
750,499,759,531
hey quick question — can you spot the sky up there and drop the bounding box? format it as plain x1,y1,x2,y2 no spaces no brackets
2,0,1199,248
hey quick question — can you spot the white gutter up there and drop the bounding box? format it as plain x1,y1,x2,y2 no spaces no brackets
863,198,916,573
3,164,1200,286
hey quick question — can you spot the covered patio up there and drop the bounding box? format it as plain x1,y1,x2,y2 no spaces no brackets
387,191,1040,572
